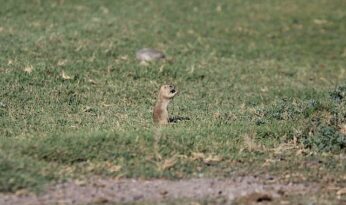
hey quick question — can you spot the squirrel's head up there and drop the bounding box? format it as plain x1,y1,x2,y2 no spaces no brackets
159,84,178,100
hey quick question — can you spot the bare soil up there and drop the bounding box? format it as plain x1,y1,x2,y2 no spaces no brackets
0,176,315,205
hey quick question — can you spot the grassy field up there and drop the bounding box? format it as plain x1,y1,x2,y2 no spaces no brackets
0,0,346,203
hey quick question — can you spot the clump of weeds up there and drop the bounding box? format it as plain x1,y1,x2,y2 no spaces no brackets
255,84,346,153
301,85,346,153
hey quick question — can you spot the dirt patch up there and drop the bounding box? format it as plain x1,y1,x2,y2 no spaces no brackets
0,176,315,205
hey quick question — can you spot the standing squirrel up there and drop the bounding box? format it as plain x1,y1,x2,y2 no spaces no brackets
153,85,178,125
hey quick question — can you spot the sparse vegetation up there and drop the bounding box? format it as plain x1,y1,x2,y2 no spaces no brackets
0,0,346,203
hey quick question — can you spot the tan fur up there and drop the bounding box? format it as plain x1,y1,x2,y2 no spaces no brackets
153,85,178,125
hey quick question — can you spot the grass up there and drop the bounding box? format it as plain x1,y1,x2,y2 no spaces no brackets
0,0,345,202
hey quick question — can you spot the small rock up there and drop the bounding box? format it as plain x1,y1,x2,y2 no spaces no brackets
136,48,165,62
256,194,272,202
75,180,87,186
235,192,273,204
266,176,275,181
133,194,144,201
93,197,109,204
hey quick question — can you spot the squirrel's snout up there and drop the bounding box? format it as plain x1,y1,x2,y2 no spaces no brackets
169,85,176,94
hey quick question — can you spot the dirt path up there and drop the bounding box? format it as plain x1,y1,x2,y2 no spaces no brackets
0,176,315,205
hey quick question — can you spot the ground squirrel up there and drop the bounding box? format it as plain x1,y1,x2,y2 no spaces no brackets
153,85,177,125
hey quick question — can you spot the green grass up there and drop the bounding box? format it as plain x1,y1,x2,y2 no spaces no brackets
0,0,345,202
